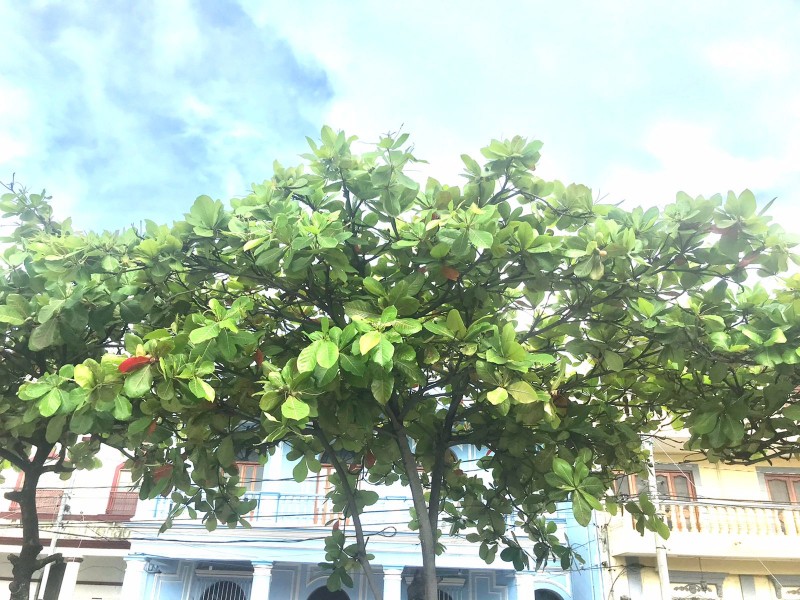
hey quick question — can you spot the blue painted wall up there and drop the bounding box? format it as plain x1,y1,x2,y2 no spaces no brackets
131,443,605,600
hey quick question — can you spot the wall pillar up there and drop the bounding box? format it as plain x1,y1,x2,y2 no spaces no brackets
514,571,536,600
119,555,148,599
55,558,83,600
383,567,404,600
251,561,273,599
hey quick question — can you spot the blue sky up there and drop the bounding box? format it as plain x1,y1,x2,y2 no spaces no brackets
1,1,798,232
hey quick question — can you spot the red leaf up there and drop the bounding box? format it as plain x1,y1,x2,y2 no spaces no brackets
147,420,158,436
254,348,264,368
365,451,376,469
153,464,173,483
333,520,341,531
119,356,152,373
441,265,460,281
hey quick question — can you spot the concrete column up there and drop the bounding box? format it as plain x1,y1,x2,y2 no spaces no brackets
251,561,273,600
383,567,404,600
514,571,536,600
119,555,148,599
55,558,83,600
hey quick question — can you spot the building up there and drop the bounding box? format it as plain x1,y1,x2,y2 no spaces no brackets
0,446,135,600
121,444,605,600
599,434,800,599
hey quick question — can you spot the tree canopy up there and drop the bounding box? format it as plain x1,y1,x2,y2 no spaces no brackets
3,128,800,600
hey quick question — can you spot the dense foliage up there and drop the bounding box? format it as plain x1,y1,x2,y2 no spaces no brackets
3,129,800,600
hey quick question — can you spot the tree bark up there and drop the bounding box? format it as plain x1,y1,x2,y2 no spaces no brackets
7,444,60,600
388,406,438,600
315,429,383,600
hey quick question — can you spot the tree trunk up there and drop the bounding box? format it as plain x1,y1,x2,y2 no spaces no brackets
6,443,61,600
390,412,439,600
7,467,44,600
315,430,383,600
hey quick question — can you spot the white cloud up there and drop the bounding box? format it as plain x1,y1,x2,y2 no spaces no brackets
255,1,800,231
706,38,792,80
0,2,333,229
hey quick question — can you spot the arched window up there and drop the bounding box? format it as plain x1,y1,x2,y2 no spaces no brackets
200,580,247,600
307,586,350,600
534,590,563,600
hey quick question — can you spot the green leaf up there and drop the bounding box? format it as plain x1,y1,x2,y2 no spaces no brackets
393,319,422,335
507,380,539,404
0,304,26,325
18,381,55,401
218,437,235,466
740,326,763,345
188,377,215,401
73,364,96,389
468,229,494,250
39,388,64,417
297,343,319,373
339,354,366,376
29,319,59,351
571,491,592,526
653,517,671,539
446,310,466,337
487,387,508,405
46,415,66,444
603,351,624,372
783,404,800,421
113,395,133,420
371,375,394,404
359,331,382,355
423,321,454,338
380,306,398,324
190,323,220,344
530,353,556,365
316,341,339,369
363,277,386,297
124,366,153,398
282,396,310,420
293,459,309,483
552,457,573,486
372,336,394,367
692,412,718,435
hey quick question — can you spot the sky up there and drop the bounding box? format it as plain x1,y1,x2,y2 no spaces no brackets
0,0,798,232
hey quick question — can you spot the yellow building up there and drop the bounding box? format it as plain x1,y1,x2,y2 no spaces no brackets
599,434,800,600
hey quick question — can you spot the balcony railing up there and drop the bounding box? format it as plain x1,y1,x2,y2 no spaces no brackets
660,499,800,536
152,491,415,528
147,491,576,542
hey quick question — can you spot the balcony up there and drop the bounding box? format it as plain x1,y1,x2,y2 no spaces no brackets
151,492,415,529
607,500,800,560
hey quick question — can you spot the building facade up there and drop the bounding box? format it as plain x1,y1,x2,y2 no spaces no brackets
598,434,800,600
121,444,605,600
1,444,605,600
0,446,134,599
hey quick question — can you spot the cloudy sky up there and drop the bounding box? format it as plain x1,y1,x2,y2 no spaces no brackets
1,0,798,232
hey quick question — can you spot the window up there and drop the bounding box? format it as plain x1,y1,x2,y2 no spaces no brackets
106,465,138,518
615,467,696,501
765,474,800,503
307,587,350,600
200,581,247,600
235,462,262,492
656,470,696,500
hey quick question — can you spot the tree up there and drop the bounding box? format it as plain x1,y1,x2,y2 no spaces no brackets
5,128,800,600
0,186,199,600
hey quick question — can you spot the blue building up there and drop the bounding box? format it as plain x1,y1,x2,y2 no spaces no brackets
120,445,605,600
